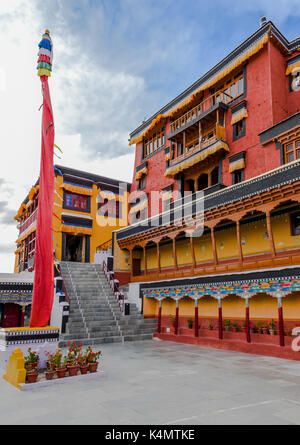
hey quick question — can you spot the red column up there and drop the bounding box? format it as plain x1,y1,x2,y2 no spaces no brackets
218,299,223,340
175,300,179,335
194,300,199,337
245,298,251,343
157,300,162,333
278,297,285,347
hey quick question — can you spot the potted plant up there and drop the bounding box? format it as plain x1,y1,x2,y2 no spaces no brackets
53,348,67,378
45,352,56,380
86,347,101,373
231,322,239,332
269,319,277,335
241,321,246,332
208,322,214,331
250,322,256,333
224,320,231,332
26,366,39,384
187,319,193,329
66,341,82,376
170,317,176,327
25,348,39,370
256,321,263,334
24,348,39,383
262,323,269,335
285,328,292,337
78,354,89,375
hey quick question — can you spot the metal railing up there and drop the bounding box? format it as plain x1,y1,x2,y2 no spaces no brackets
103,260,125,313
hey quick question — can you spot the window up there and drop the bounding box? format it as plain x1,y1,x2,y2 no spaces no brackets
216,72,244,104
232,169,243,185
98,199,122,218
291,212,300,236
144,129,165,157
64,192,90,212
233,119,246,141
290,72,300,91
285,139,300,163
137,175,147,190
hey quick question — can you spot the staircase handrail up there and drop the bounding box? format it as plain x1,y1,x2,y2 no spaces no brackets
58,266,71,307
103,260,125,313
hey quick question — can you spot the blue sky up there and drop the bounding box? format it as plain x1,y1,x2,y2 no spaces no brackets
0,0,300,271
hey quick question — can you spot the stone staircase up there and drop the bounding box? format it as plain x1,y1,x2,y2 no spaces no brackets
59,262,157,346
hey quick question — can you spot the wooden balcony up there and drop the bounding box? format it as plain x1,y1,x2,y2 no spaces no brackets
165,124,228,177
169,91,232,137
130,252,300,283
19,209,38,236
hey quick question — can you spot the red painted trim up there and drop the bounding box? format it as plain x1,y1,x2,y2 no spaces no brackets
175,306,179,335
246,306,251,343
157,306,162,334
194,306,199,337
154,333,300,362
218,307,223,340
278,306,285,347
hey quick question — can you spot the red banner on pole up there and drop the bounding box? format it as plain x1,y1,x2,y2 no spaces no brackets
30,31,55,327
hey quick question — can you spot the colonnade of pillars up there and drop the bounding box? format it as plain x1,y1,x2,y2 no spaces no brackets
128,207,277,277
156,293,287,347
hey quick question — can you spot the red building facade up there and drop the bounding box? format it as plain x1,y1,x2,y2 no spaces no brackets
128,21,300,218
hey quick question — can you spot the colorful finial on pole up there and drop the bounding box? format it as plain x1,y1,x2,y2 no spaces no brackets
37,29,53,77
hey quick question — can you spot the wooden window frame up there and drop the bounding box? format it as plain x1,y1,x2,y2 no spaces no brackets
63,191,91,213
233,118,246,141
284,138,300,164
144,128,165,158
291,211,300,236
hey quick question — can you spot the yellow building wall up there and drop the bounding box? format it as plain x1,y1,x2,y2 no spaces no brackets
143,293,300,322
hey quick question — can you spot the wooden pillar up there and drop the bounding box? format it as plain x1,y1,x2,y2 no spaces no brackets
266,210,276,257
218,299,223,340
278,297,285,347
175,299,179,335
236,219,243,263
143,246,147,276
194,299,199,337
245,298,251,343
211,227,218,265
190,235,196,270
157,300,162,334
129,248,133,277
156,242,161,273
172,237,178,270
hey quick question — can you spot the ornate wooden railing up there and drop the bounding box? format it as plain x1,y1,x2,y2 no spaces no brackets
170,91,232,134
169,124,226,167
19,209,38,235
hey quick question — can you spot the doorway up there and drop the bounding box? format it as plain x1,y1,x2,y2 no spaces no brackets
1,303,21,328
65,234,84,262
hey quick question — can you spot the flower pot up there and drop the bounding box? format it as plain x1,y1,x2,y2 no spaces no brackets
68,365,79,377
89,362,98,373
45,370,55,380
27,372,38,384
269,329,276,336
80,365,89,375
262,328,268,335
56,367,67,378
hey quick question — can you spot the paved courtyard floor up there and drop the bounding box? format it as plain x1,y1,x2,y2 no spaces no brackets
1,339,300,425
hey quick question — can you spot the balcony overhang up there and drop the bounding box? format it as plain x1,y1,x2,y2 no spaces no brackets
168,102,228,140
164,140,229,178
